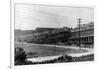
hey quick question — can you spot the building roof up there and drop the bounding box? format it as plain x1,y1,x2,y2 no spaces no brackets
71,22,94,32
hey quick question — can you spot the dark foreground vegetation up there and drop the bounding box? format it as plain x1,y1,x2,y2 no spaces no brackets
15,47,94,66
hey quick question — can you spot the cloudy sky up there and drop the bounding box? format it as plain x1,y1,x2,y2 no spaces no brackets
15,4,94,30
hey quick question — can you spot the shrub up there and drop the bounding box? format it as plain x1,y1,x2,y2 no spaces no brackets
15,47,27,65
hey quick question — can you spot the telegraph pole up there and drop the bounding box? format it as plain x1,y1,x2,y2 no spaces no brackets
78,18,82,50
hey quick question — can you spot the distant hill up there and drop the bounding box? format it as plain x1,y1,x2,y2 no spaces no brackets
14,29,36,41
14,29,36,36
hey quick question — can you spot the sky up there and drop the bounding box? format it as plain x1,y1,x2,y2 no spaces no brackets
15,4,94,30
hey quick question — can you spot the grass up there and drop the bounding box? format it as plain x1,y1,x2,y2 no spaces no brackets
15,42,87,59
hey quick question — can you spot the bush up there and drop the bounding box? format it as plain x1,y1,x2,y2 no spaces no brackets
15,47,27,65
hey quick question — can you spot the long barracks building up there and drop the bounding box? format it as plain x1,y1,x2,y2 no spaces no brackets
70,22,94,44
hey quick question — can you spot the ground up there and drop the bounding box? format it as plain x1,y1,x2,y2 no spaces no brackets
15,42,94,65
15,42,88,59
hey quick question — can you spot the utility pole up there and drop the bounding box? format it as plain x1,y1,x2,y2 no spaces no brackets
78,18,82,50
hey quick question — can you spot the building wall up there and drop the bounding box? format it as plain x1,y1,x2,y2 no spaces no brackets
35,27,60,33
70,22,94,44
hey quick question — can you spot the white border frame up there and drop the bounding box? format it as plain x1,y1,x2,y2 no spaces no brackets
10,0,95,69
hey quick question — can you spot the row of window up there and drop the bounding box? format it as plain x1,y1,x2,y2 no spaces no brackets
72,36,94,43
71,29,94,38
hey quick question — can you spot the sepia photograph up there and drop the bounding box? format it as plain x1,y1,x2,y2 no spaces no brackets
14,3,94,66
